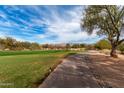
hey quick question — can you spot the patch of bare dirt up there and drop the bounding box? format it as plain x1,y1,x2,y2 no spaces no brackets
85,50,124,88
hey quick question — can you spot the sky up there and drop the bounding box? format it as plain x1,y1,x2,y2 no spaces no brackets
0,5,102,44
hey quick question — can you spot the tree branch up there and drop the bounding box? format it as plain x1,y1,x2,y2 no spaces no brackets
105,6,119,32
119,39,124,44
117,6,124,23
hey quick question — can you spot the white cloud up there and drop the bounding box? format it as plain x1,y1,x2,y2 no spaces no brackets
0,6,99,44
36,6,97,43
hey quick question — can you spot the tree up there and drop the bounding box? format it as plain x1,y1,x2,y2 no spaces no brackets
30,43,41,50
42,44,49,49
4,37,17,50
81,5,124,57
21,41,31,50
80,44,85,48
66,43,70,50
71,44,78,48
0,37,43,51
0,38,5,50
14,41,24,50
95,39,111,50
85,44,95,50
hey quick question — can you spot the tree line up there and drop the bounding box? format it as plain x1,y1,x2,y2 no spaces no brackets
0,37,85,51
0,37,123,54
0,37,41,50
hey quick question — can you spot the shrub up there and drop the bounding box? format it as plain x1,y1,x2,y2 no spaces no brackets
85,44,95,50
118,43,124,54
95,39,111,50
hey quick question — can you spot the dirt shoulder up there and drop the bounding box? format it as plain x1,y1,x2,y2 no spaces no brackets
39,50,124,88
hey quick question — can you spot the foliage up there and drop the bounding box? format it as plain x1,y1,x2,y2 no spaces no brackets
85,44,95,50
71,44,85,48
29,43,41,50
66,43,70,50
118,43,124,54
95,39,111,50
81,5,124,57
0,37,86,51
0,37,41,51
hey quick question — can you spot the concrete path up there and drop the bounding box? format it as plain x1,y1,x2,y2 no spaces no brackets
39,53,100,88
39,51,124,88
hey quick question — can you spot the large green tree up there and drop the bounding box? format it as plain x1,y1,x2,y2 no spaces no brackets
81,5,124,57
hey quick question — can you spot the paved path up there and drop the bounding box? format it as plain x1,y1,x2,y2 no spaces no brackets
39,51,124,88
39,53,100,88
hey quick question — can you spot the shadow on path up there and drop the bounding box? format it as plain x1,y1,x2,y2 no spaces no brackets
39,51,124,88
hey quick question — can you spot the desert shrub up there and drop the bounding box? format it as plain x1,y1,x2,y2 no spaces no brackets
85,44,95,50
118,43,124,54
95,39,111,50
100,49,110,55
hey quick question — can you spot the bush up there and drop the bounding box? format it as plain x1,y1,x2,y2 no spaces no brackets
118,43,124,54
95,39,111,50
100,49,110,55
85,44,95,50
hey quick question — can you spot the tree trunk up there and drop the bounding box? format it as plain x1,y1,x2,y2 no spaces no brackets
110,45,118,58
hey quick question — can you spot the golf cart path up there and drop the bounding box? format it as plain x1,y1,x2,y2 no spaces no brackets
39,51,124,88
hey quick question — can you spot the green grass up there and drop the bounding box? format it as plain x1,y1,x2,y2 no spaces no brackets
0,50,69,56
0,50,76,88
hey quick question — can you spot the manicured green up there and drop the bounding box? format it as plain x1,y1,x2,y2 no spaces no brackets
0,50,75,88
0,50,69,56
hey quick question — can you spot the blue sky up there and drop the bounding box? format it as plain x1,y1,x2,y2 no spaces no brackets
0,5,101,44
